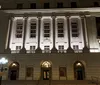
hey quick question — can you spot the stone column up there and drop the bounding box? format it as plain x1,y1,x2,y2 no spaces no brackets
81,15,89,53
20,16,27,53
51,15,57,53
35,16,42,53
5,15,13,53
66,15,74,53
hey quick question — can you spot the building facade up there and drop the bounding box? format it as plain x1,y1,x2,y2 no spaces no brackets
0,0,100,85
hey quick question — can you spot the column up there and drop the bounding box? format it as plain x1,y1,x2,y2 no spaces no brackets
51,15,57,53
35,16,42,53
81,15,89,53
20,16,27,53
5,14,13,53
66,15,74,53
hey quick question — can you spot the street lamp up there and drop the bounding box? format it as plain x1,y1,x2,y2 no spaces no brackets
0,57,8,85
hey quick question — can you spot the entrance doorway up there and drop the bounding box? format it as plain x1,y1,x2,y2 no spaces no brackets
9,62,19,80
41,61,52,80
74,61,85,80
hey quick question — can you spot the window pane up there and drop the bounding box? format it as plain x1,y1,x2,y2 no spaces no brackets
59,67,66,77
26,67,33,77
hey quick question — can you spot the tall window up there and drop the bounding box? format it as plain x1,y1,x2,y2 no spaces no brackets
16,20,23,38
57,2,63,8
44,3,50,9
30,3,36,9
30,20,36,38
59,67,66,77
30,46,35,53
17,3,23,9
57,20,64,37
71,2,77,8
73,45,79,50
26,67,33,77
44,22,50,37
71,21,79,37
96,17,100,37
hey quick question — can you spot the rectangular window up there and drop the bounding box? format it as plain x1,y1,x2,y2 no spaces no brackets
94,2,99,7
17,3,23,9
44,3,50,9
30,3,36,9
44,46,50,53
57,22,64,37
59,67,66,77
71,2,77,8
73,45,79,50
96,17,100,37
44,22,50,37
30,21,36,38
26,67,33,77
71,22,79,37
58,45,64,51
16,46,21,51
57,2,63,8
16,20,23,38
30,46,35,50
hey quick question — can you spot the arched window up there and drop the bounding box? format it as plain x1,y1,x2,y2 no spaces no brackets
74,61,85,80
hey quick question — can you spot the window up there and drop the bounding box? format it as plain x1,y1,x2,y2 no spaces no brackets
44,46,50,53
73,45,79,50
57,2,63,8
30,3,36,9
26,67,33,77
96,17,100,37
30,20,36,38
16,46,21,51
44,3,49,9
16,20,23,38
58,45,64,51
30,46,35,51
57,21,64,37
44,22,50,37
71,2,77,8
59,67,66,77
71,21,79,37
94,2,99,7
17,3,23,9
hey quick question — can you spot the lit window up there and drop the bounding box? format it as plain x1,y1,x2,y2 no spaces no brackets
42,61,51,68
16,20,23,38
44,22,50,37
30,20,36,38
71,21,79,37
57,20,64,37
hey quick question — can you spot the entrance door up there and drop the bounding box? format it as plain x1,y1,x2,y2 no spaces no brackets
10,70,17,80
74,61,85,80
43,70,50,80
77,69,83,80
9,62,19,80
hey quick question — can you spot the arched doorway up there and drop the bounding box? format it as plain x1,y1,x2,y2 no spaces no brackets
74,61,85,80
41,61,52,80
9,62,19,80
